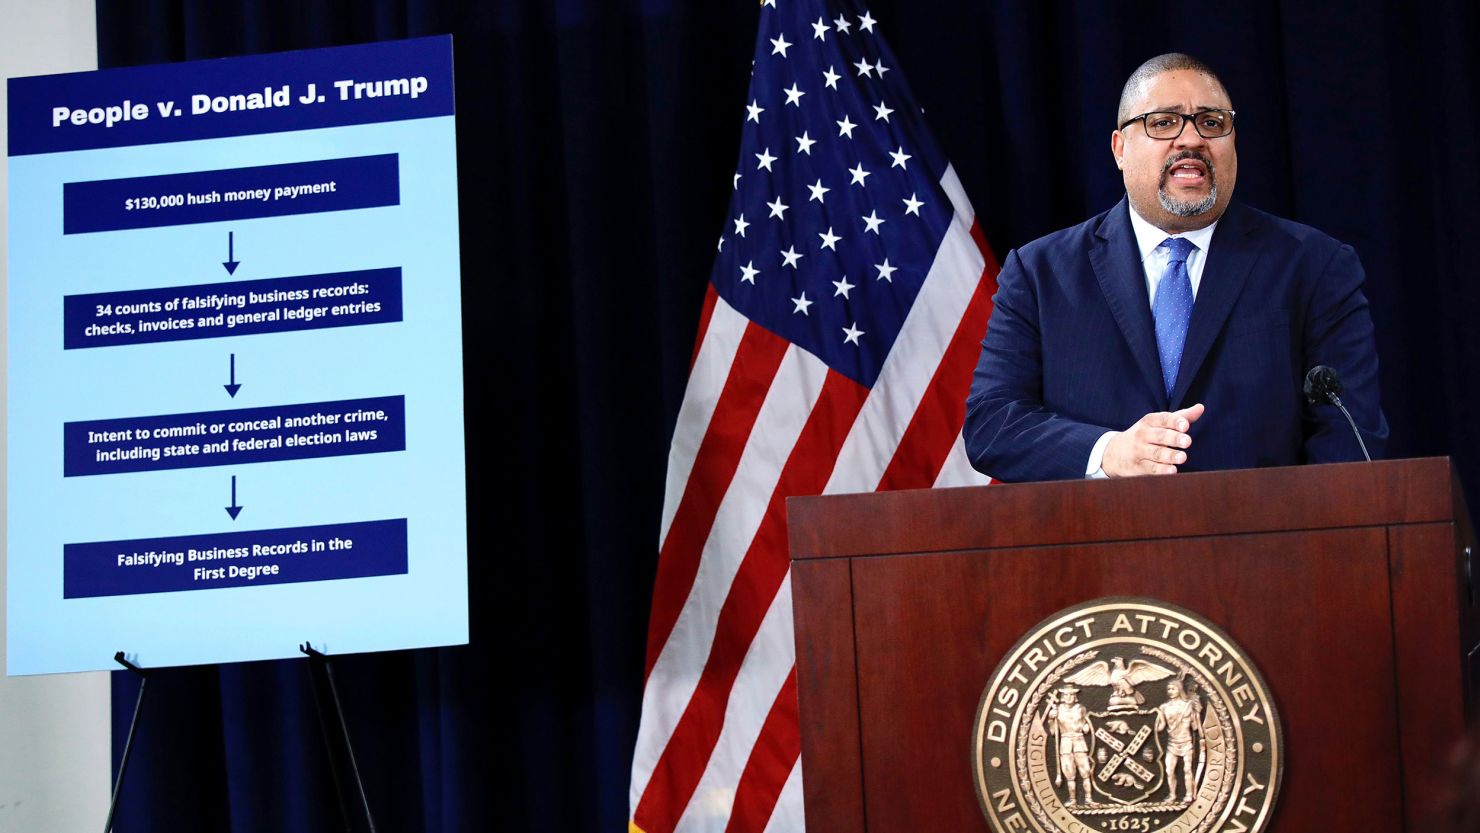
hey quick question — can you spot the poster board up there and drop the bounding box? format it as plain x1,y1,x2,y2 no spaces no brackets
6,36,468,674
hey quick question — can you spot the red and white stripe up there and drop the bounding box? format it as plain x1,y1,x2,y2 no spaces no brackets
630,165,998,833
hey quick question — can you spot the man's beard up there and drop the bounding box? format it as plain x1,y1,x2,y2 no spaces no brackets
1158,151,1217,217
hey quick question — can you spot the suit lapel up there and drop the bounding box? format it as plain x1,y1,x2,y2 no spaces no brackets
1169,202,1262,407
1089,199,1165,404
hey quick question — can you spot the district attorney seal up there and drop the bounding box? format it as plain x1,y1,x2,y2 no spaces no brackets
972,598,1282,833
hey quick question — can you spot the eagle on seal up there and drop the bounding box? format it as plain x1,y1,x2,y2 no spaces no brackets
1065,656,1175,708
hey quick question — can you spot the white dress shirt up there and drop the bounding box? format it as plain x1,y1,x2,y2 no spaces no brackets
1086,204,1221,476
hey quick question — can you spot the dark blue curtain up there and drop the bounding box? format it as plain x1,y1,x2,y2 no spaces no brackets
97,1,1480,831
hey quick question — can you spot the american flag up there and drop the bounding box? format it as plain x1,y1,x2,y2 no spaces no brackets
629,2,999,830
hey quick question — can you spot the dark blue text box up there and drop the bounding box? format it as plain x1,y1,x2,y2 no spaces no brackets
63,519,408,598
64,267,402,349
8,36,453,156
64,154,399,233
64,395,406,476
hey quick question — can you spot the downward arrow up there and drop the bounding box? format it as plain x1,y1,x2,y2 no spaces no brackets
226,475,243,520
223,231,239,275
224,353,241,398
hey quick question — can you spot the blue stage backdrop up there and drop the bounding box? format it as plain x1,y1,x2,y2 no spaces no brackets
92,1,1479,831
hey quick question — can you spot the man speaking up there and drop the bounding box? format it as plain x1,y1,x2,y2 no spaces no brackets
965,53,1387,482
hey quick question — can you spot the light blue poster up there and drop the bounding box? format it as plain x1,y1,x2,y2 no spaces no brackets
6,36,468,674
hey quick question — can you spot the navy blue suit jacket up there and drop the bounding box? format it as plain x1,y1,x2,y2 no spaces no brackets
964,198,1388,482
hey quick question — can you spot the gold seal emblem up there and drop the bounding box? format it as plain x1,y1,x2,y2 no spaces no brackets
972,598,1282,833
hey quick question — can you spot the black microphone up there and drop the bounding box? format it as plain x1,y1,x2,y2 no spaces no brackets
1304,365,1371,462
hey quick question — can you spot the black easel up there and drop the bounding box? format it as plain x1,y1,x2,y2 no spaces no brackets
101,647,380,832
104,652,148,833
300,642,378,833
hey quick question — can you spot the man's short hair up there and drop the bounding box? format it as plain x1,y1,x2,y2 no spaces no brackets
1116,53,1231,126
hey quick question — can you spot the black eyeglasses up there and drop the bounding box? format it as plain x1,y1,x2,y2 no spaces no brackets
1119,109,1236,140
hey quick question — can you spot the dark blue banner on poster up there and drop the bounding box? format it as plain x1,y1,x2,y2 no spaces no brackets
7,36,455,155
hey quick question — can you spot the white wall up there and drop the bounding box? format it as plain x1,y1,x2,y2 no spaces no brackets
1,2,113,832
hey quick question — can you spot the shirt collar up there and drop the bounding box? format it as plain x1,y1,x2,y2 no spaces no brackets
1127,200,1220,260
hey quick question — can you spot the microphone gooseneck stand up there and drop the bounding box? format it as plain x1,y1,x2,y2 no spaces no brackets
1303,364,1372,462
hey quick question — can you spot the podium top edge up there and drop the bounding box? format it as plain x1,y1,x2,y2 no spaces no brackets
787,457,1462,561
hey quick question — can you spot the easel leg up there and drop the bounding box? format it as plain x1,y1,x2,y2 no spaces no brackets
103,652,148,833
301,642,378,833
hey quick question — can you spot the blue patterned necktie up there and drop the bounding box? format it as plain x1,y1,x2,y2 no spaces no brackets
1153,237,1197,399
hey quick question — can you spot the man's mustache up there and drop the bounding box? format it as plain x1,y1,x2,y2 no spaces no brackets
1161,150,1215,181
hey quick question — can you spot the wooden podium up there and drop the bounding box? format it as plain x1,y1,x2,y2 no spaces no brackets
788,458,1477,832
